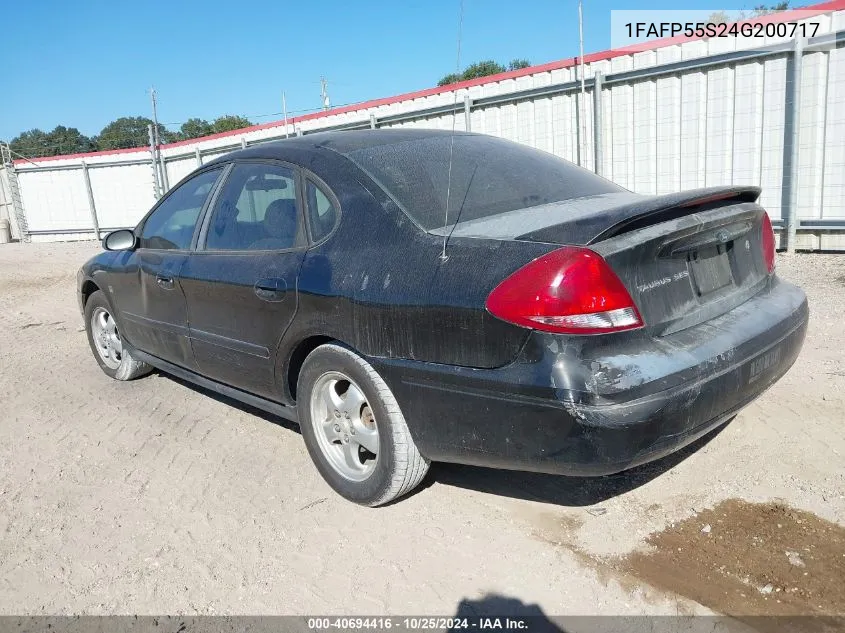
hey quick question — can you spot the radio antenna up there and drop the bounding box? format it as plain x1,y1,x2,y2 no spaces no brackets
439,0,464,263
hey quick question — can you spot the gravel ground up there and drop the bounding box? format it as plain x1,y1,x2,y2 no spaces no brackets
0,241,842,617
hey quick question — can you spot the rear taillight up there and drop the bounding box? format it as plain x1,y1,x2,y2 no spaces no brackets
761,212,776,274
485,246,643,335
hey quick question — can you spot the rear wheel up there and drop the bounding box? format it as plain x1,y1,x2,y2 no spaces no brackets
297,344,429,506
84,290,152,381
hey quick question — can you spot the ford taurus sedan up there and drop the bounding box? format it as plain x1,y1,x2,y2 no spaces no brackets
78,130,808,506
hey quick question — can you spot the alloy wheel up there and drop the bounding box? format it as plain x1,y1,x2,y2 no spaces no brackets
90,306,123,370
309,371,380,481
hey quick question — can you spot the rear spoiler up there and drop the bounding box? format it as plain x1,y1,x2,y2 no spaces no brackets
518,186,762,246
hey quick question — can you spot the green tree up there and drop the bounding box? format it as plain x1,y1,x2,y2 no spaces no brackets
461,60,507,80
437,59,530,87
9,129,51,158
9,126,96,158
97,116,170,150
211,115,253,134
716,2,788,22
46,126,97,154
437,73,462,87
752,1,789,15
178,118,214,140
707,10,731,23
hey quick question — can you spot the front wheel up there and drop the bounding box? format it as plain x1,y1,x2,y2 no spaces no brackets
84,290,152,381
297,344,430,506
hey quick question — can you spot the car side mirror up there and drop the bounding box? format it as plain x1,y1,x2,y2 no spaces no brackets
102,229,137,251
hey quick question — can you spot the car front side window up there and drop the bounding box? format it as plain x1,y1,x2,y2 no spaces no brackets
139,168,223,250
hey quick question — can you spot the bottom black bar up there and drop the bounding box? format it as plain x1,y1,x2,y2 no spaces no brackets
0,616,842,633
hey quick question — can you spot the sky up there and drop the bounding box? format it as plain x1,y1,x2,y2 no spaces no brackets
1,0,783,142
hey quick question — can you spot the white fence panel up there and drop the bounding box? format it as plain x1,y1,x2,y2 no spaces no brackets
705,66,736,188
823,44,845,219
18,169,90,232
165,157,199,189
759,56,789,220
5,4,844,249
797,50,830,221
89,164,155,230
732,62,765,189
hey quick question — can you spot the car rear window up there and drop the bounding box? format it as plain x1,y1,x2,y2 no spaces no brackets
345,134,625,230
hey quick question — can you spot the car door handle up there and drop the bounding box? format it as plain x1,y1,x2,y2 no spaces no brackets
156,275,175,290
254,277,287,302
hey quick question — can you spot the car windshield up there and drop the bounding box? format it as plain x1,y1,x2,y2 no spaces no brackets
345,134,625,230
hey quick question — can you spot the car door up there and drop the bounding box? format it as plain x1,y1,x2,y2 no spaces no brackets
110,166,224,369
179,161,307,399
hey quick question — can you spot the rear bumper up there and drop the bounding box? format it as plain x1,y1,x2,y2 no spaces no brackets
371,277,808,476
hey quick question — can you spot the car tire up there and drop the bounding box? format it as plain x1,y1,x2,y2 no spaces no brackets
297,343,430,506
84,290,152,381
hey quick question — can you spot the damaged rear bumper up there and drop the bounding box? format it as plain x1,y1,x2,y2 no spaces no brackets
372,277,808,476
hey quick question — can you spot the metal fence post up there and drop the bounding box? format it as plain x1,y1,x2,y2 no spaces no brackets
80,161,100,239
0,168,7,222
148,124,161,199
0,148,29,242
464,95,472,132
370,114,377,129
0,159,13,233
785,37,805,253
159,155,170,193
194,148,202,168
593,72,604,176
0,164,22,241
574,91,583,166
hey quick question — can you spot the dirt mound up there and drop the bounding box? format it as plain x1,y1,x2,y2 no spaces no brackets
623,499,845,618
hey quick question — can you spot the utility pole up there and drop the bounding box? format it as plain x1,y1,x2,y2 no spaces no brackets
150,86,161,150
577,0,587,167
320,77,330,111
149,87,166,192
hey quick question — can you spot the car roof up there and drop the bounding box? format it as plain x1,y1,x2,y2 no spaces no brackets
205,129,478,165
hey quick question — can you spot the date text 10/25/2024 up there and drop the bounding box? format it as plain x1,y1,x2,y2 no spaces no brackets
307,617,532,631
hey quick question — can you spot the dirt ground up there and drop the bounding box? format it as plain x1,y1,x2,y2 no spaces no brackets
0,242,843,620
623,499,845,616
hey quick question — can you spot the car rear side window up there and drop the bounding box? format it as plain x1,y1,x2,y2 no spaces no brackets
305,180,338,242
139,168,223,250
205,163,304,251
345,135,625,230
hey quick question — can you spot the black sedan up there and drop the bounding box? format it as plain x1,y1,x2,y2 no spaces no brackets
78,130,808,506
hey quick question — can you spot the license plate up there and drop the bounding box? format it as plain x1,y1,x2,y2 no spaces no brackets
689,245,733,296
748,344,783,384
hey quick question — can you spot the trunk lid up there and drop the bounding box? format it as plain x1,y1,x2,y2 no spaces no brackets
588,201,771,335
433,186,772,335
